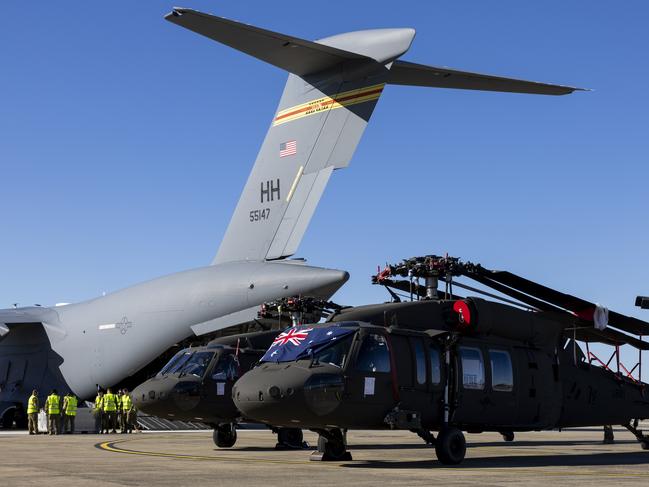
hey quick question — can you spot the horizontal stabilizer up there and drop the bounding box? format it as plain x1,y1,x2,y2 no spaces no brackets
191,306,260,336
0,306,64,340
577,326,649,351
388,60,585,95
165,8,372,76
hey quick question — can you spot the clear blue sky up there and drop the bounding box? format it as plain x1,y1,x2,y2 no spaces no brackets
2,2,648,366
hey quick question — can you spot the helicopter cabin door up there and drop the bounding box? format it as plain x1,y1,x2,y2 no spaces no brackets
345,330,395,428
451,342,517,429
380,333,444,427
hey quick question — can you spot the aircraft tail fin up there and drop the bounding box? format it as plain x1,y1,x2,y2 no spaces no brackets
167,8,414,263
166,8,583,264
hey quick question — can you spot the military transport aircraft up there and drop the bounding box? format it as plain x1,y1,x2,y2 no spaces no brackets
232,255,649,465
0,7,581,427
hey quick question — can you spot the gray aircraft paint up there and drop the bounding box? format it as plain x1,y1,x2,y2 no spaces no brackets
0,8,581,410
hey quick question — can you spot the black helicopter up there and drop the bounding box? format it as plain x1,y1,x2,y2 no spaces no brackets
133,297,341,449
232,255,649,464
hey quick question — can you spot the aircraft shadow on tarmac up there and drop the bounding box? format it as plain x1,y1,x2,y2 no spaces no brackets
342,449,649,470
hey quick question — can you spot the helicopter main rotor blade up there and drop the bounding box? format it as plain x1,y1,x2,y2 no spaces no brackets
474,269,649,337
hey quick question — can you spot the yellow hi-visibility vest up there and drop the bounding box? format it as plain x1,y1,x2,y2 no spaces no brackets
46,394,60,415
103,393,117,412
64,396,77,416
27,395,38,414
121,394,133,411
95,395,103,410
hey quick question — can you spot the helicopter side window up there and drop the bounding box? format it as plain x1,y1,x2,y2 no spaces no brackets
355,334,391,373
412,338,426,384
460,347,485,390
489,350,513,392
212,354,239,381
429,346,441,385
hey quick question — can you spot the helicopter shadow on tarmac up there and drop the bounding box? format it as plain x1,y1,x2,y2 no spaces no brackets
232,443,431,453
341,443,649,469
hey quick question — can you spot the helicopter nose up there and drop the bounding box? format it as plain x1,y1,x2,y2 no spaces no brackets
132,377,179,417
233,365,344,427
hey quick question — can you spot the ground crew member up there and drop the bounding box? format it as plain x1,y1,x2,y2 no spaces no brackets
27,390,39,435
63,393,78,434
94,390,104,434
129,404,140,433
116,389,123,429
120,389,133,434
45,389,61,435
102,388,118,434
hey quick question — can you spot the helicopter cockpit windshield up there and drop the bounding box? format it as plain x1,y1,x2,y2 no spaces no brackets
159,350,191,376
158,349,215,378
259,324,358,366
310,333,355,368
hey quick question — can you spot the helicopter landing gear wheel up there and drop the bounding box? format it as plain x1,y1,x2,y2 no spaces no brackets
500,431,515,442
435,427,466,465
213,423,237,448
623,420,649,451
311,428,352,461
0,408,15,429
276,428,304,449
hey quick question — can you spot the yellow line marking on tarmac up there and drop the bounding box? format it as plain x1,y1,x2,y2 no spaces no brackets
95,437,649,477
96,438,336,467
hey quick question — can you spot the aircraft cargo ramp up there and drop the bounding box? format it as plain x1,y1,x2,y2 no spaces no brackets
136,413,209,431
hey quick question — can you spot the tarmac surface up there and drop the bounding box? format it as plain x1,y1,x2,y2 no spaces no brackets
1,428,649,486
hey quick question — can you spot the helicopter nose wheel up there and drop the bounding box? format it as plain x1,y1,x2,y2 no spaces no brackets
435,427,466,465
213,423,237,448
499,430,515,442
275,427,305,449
310,428,352,461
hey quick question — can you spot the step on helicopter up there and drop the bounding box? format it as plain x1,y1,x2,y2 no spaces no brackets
133,297,342,449
232,254,649,464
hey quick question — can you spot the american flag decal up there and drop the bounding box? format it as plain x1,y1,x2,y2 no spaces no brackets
279,140,297,157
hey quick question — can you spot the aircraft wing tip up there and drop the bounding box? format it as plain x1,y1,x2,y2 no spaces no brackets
165,7,193,20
